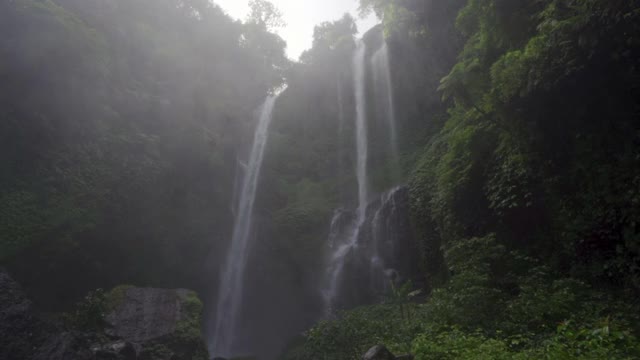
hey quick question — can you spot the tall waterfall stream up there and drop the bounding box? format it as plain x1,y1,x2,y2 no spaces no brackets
211,95,278,357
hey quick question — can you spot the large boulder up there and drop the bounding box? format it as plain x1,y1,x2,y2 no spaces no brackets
0,270,208,360
105,287,193,342
104,287,209,360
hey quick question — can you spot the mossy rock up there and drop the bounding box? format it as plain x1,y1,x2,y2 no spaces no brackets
104,287,208,360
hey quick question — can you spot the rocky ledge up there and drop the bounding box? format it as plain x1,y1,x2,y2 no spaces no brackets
0,269,208,360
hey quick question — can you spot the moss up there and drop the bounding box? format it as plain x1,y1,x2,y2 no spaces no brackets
104,285,133,312
168,290,209,360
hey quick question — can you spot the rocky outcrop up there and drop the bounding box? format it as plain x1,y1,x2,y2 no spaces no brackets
0,269,208,360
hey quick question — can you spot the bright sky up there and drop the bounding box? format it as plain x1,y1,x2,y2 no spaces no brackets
213,0,379,60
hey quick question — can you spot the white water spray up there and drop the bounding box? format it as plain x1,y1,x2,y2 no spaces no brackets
211,95,278,357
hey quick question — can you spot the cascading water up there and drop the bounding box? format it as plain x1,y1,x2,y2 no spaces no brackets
369,186,403,296
353,41,369,218
322,41,369,313
321,37,416,315
371,41,399,165
211,95,278,357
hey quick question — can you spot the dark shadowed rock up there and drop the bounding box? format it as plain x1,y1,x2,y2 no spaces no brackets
0,269,49,360
32,332,94,360
363,345,396,360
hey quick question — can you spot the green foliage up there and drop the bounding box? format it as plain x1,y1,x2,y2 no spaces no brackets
247,0,285,30
283,303,428,360
412,322,640,360
63,288,109,331
104,285,133,312
169,291,209,360
413,329,513,360
406,0,640,291
0,0,288,308
286,251,640,359
0,191,45,261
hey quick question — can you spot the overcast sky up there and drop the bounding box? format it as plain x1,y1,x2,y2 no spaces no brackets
213,0,379,59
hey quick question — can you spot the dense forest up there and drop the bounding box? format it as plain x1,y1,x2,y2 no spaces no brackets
1,0,639,360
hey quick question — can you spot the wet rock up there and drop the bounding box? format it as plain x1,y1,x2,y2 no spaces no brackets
363,345,396,360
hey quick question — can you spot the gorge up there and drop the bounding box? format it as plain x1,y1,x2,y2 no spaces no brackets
1,1,639,360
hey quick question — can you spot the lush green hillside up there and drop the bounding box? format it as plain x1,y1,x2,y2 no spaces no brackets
282,0,640,358
0,0,286,307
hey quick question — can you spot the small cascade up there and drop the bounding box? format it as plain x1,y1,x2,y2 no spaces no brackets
322,187,414,311
369,186,406,297
211,95,278,357
371,41,400,168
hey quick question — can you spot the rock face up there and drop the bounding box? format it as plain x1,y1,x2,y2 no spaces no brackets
0,269,208,360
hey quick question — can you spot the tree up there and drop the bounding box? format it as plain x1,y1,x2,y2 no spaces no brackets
247,0,285,30
312,14,357,50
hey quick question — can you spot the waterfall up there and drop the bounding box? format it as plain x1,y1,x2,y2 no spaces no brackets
211,95,278,357
336,77,346,192
369,186,403,296
353,41,369,219
371,42,399,166
322,41,369,313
